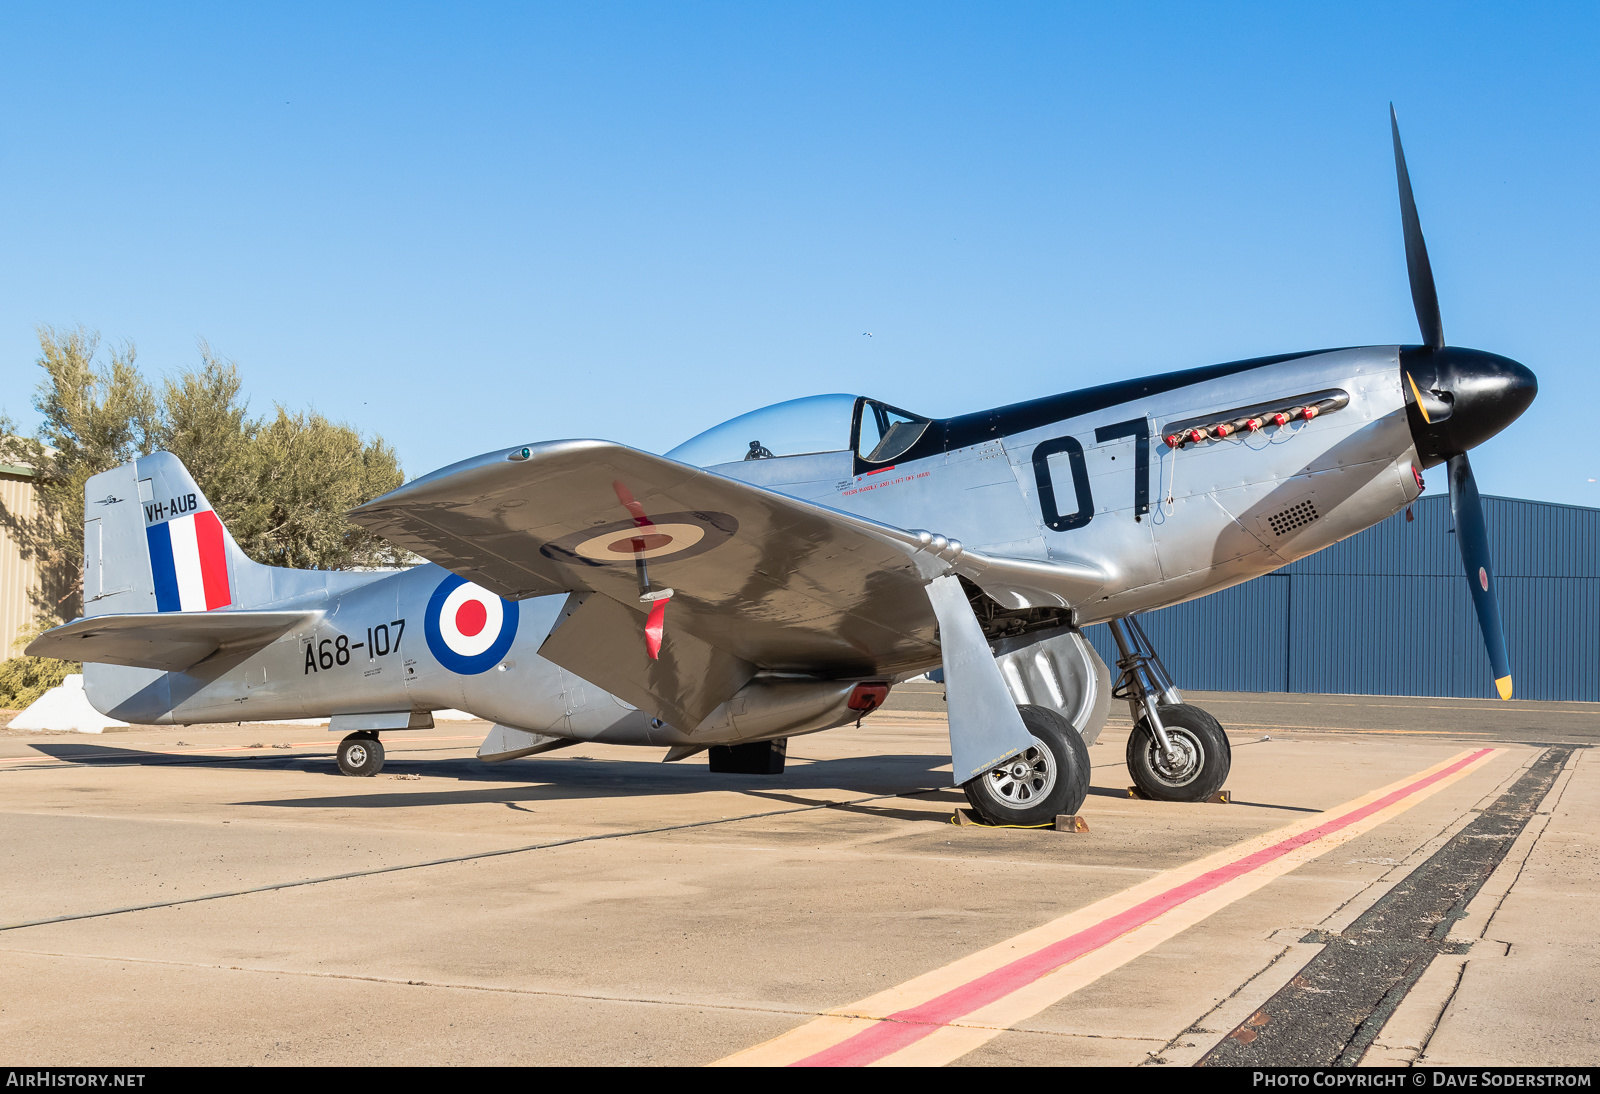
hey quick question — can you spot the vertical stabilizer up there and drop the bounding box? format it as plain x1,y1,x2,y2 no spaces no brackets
83,451,253,618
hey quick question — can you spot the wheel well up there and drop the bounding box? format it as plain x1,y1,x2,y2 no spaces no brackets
958,576,1074,641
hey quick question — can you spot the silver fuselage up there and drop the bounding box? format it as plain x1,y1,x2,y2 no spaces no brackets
87,345,1419,746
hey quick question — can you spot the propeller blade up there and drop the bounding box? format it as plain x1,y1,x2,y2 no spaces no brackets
1390,105,1445,350
1447,452,1512,699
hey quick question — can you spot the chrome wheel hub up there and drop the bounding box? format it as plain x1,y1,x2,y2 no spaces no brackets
986,741,1056,805
347,744,368,766
1148,729,1201,786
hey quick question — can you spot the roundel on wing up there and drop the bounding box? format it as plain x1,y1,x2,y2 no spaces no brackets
424,574,519,674
540,510,739,567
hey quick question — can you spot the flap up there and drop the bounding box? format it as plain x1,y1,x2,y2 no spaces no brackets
26,611,318,672
538,593,756,730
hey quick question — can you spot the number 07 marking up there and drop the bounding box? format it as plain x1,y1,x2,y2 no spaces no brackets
1032,436,1093,531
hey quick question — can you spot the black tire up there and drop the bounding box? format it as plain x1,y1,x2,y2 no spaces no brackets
1126,703,1230,802
337,732,384,777
962,705,1090,826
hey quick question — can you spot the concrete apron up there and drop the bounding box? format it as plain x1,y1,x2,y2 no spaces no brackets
0,689,1593,1066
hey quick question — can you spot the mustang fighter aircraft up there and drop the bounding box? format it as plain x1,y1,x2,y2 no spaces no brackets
31,112,1536,825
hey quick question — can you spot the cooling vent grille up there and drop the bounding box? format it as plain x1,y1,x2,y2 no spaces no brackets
1268,500,1319,537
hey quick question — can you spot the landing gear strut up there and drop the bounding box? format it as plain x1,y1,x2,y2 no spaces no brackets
1108,616,1229,802
337,731,385,777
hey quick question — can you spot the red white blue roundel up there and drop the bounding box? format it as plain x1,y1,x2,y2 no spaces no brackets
540,511,739,568
424,574,519,675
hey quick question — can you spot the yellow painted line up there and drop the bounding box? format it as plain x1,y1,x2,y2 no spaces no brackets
713,747,1503,1067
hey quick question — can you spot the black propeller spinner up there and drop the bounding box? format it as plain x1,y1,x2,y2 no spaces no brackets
1390,105,1537,700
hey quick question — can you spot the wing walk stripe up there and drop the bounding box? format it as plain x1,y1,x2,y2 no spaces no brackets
712,746,1501,1067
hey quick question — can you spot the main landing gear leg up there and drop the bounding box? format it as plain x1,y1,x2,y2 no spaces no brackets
337,731,385,777
1108,616,1229,802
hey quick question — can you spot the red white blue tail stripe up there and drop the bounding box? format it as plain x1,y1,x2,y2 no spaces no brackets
147,511,232,612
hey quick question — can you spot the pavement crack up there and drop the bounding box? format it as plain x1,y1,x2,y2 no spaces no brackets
0,945,1181,1046
0,788,946,934
1412,956,1471,1065
0,946,830,1017
1197,746,1574,1068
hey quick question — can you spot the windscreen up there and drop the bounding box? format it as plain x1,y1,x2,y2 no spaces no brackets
857,402,932,464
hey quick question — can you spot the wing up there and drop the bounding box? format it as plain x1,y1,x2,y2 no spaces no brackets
351,441,940,726
26,611,318,672
350,440,1106,734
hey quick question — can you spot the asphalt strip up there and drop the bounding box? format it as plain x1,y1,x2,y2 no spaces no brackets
1197,745,1574,1068
0,787,945,934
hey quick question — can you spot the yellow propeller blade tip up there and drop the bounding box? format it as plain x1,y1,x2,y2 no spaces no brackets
1496,676,1513,701
1406,372,1432,425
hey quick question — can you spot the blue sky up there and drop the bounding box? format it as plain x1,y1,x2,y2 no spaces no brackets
1,2,1595,503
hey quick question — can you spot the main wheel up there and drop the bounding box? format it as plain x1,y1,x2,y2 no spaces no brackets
1126,703,1229,802
962,705,1090,827
337,732,385,777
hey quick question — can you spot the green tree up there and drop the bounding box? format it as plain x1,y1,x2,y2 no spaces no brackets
156,341,258,523
0,325,158,625
231,406,407,570
0,324,408,673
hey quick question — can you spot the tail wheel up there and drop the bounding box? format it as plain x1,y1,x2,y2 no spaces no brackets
1126,703,1229,802
962,705,1090,827
337,732,385,777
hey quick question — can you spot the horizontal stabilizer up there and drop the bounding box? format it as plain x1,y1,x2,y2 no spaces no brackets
477,724,576,762
26,610,319,672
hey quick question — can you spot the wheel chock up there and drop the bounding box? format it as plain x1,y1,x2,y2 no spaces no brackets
952,808,1089,832
1207,789,1231,804
1126,785,1151,800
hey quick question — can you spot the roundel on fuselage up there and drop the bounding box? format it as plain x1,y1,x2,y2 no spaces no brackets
424,574,519,674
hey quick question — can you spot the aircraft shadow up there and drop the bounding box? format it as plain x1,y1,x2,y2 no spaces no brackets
23,742,958,810
22,743,1316,815
18,742,1312,812
243,752,962,811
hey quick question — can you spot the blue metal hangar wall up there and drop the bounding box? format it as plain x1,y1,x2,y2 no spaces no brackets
1081,494,1600,702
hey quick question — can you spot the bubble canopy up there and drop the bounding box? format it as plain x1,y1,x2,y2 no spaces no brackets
666,393,935,468
666,394,860,467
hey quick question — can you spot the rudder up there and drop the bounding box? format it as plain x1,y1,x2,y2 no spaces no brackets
83,451,251,618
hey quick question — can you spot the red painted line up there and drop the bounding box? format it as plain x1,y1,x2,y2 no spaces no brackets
864,465,897,476
194,510,232,609
795,747,1494,1067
